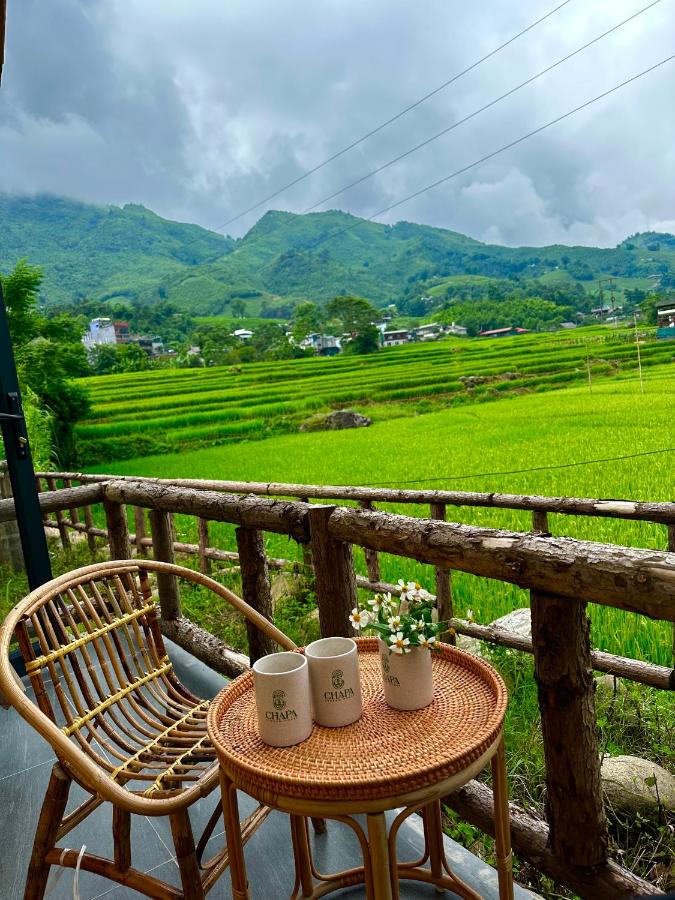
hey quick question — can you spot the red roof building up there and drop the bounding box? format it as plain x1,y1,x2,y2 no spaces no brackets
478,326,530,338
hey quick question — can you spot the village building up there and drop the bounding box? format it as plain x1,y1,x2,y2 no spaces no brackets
381,329,410,347
656,302,675,339
413,322,442,341
299,332,341,356
478,326,530,338
82,317,116,350
232,328,253,340
444,322,468,336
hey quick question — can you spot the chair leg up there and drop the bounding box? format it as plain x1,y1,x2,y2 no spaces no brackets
113,806,132,872
24,763,72,900
170,808,206,900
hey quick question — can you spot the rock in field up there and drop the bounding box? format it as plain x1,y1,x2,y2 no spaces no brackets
455,634,482,657
490,608,532,638
601,755,675,816
299,409,372,432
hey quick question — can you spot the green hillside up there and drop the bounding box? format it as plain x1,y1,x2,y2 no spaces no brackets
0,194,233,306
2,193,674,314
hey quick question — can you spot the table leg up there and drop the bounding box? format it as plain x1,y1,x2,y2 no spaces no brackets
491,736,514,900
219,770,250,900
367,813,394,900
423,800,446,893
290,815,314,897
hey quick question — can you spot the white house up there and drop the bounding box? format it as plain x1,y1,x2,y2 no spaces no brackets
82,317,116,350
300,333,341,356
444,322,468,337
413,322,443,341
382,329,410,347
232,329,253,340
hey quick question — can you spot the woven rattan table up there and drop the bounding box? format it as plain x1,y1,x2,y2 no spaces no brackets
207,637,513,900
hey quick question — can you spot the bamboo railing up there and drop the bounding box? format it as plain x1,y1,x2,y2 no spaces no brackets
0,472,672,898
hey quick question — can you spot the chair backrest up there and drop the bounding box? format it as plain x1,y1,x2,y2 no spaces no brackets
0,559,296,809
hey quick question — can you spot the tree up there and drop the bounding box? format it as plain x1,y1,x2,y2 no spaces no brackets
291,302,323,343
2,258,42,346
326,295,378,336
344,325,380,354
1,260,90,466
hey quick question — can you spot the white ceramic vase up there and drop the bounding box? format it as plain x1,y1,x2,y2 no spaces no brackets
377,637,434,711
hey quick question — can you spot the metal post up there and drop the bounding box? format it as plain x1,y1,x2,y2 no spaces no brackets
0,283,52,589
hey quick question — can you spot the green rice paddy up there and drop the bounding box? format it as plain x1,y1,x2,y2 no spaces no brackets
76,325,671,464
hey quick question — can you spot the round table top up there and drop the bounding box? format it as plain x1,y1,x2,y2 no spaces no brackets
207,637,507,804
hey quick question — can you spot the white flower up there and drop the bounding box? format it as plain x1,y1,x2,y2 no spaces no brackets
367,595,383,613
349,608,370,629
380,592,393,611
389,632,410,654
397,579,420,603
466,608,475,623
419,635,437,649
387,615,402,629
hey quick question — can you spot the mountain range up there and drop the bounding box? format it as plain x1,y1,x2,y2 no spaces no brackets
1,193,673,315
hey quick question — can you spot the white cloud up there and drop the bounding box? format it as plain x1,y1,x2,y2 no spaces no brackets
1,0,673,245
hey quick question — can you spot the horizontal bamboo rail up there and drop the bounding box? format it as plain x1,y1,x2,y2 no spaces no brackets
40,472,675,524
7,483,673,689
4,475,672,898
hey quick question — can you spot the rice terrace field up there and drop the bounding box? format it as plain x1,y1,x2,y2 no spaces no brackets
77,325,673,464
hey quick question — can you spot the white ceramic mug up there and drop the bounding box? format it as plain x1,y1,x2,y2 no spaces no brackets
252,652,313,747
305,636,363,727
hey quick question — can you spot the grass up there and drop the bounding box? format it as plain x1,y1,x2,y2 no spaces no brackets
75,325,674,464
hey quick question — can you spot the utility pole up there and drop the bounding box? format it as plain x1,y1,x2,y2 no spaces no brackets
634,313,644,395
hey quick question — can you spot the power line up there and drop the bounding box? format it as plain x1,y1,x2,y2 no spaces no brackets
302,0,663,214
358,447,675,487
309,52,675,251
212,0,574,232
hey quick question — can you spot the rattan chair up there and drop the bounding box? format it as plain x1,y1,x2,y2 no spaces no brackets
0,559,297,900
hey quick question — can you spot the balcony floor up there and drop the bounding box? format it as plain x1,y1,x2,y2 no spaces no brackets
0,642,539,899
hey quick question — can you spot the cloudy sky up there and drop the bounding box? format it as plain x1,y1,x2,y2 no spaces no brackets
1,0,674,247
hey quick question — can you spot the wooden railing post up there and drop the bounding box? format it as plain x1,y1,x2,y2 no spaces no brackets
235,526,276,664
360,500,381,583
299,497,313,571
668,523,675,657
103,496,131,560
198,518,211,574
82,504,98,555
62,478,80,528
133,506,147,557
532,510,550,534
0,461,24,572
530,588,609,866
430,502,454,644
148,509,181,621
308,505,357,638
530,511,608,864
46,476,70,549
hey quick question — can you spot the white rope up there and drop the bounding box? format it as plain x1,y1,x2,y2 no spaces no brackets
44,848,71,898
73,844,86,900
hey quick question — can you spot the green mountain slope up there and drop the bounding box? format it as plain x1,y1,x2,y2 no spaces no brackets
2,194,673,314
0,194,233,306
